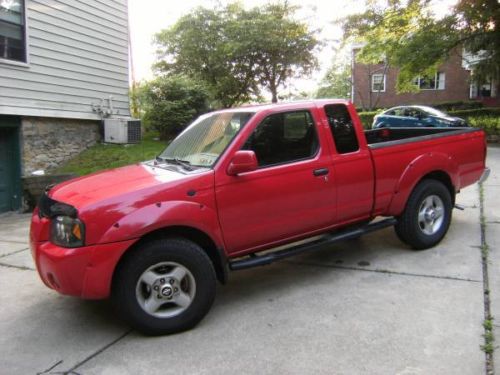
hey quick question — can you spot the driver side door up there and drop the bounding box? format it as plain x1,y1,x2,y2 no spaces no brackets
215,108,337,256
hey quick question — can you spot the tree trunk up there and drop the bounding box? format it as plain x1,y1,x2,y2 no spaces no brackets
269,78,278,103
271,90,278,103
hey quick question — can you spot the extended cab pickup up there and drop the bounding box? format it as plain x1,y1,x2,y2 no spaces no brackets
30,100,489,335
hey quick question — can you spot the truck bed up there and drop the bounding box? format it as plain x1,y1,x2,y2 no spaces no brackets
363,126,486,217
365,127,480,148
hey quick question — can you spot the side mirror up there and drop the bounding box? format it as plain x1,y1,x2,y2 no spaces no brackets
227,150,258,176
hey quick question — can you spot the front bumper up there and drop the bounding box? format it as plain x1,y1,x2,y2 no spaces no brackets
30,213,136,299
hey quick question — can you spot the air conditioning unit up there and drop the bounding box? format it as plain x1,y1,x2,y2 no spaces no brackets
103,118,141,144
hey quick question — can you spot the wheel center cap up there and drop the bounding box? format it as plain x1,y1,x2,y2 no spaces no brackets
425,209,435,221
161,286,173,297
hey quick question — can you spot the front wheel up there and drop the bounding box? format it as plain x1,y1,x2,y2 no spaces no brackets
394,179,452,250
112,237,216,335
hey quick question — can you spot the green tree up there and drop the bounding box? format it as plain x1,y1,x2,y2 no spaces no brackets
154,2,319,106
245,3,319,102
341,0,500,92
316,61,352,99
154,5,258,108
141,75,209,140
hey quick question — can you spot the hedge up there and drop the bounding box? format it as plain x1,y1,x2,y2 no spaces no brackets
356,100,484,113
447,108,500,118
356,107,500,129
357,110,382,129
433,100,484,111
468,116,500,135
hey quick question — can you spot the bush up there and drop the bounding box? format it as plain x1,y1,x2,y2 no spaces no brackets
468,116,500,135
434,101,484,111
357,110,382,129
448,108,500,118
142,75,209,140
355,107,500,130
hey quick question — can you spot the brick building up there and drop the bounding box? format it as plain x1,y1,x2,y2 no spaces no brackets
351,46,499,110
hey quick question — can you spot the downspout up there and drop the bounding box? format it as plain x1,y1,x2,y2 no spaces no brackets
127,0,138,118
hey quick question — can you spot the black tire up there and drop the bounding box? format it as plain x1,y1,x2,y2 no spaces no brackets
112,237,216,335
394,179,452,250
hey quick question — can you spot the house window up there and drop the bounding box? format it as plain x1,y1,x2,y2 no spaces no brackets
0,0,26,62
480,82,492,97
371,74,385,92
470,75,497,99
413,72,445,90
477,79,497,98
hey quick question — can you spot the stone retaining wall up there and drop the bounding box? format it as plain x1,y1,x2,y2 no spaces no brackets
21,117,101,175
22,174,77,211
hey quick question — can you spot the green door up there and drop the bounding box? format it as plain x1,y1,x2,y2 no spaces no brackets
0,117,21,213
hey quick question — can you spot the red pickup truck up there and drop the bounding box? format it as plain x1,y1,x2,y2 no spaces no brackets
30,100,489,335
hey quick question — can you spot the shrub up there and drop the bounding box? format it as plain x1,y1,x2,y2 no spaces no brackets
355,101,483,113
468,116,500,135
357,110,382,129
434,101,483,111
142,75,209,140
448,108,500,118
356,107,500,130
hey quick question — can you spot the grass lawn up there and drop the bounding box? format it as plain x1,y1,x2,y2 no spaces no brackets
55,133,168,176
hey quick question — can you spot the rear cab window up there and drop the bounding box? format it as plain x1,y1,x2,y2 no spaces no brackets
243,110,319,168
324,104,359,154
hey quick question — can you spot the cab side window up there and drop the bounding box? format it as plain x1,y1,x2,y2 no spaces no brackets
243,110,318,167
324,104,359,154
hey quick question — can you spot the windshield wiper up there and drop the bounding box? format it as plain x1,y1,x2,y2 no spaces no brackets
155,156,194,171
173,158,194,171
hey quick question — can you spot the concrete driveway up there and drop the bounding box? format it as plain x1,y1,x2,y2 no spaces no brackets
1,147,498,375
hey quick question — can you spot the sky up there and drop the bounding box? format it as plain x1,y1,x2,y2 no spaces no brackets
128,0,458,96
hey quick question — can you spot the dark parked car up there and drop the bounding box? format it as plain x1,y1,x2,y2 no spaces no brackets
372,105,468,128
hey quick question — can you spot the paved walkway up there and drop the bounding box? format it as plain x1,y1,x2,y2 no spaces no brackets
0,147,498,374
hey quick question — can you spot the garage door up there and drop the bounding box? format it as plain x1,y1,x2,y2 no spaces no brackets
0,119,21,213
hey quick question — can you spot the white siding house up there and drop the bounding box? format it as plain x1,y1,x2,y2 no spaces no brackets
0,0,132,212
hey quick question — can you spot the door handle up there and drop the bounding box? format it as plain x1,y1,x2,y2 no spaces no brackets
313,168,329,177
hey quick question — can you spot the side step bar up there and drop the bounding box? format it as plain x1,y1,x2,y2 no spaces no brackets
229,218,397,271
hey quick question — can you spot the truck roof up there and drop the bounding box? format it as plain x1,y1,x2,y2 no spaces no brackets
211,99,352,114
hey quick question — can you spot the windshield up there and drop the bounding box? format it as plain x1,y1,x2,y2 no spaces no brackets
159,111,254,168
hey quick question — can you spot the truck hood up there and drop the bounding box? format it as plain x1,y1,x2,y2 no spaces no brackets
49,163,206,210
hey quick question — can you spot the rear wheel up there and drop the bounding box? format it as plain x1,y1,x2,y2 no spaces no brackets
394,179,452,250
112,237,216,335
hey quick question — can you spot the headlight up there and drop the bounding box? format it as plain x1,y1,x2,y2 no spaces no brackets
50,216,85,248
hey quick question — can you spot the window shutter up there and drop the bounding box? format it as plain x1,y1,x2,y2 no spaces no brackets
437,72,446,90
470,81,478,98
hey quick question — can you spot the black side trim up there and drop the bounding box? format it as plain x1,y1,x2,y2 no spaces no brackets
229,218,397,271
